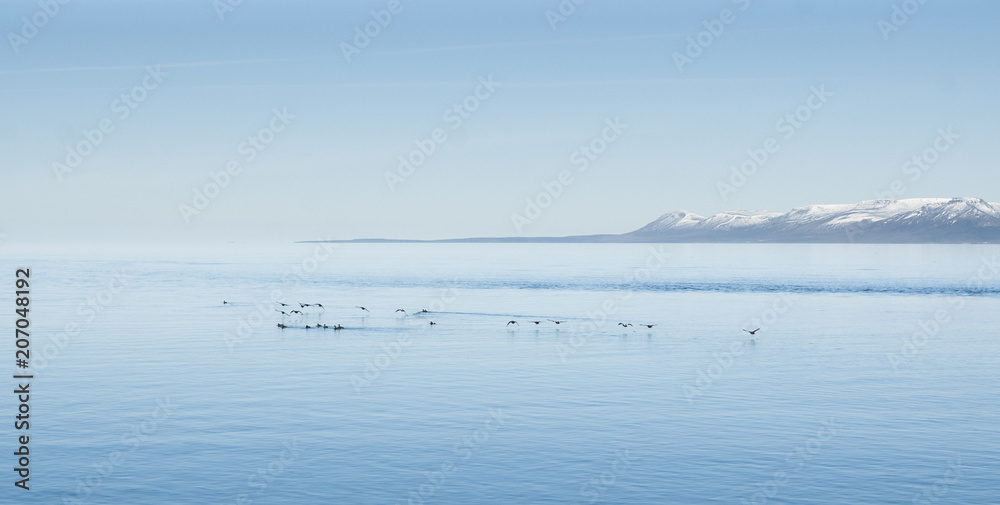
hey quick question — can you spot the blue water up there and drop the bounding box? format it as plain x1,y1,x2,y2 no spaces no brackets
3,243,999,504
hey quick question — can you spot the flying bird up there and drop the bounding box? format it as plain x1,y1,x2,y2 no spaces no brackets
641,324,656,329
507,321,519,326
356,306,370,312
276,302,290,307
618,323,632,328
290,310,303,315
530,321,542,325
743,328,761,335
395,309,407,314
430,321,437,325
549,320,565,325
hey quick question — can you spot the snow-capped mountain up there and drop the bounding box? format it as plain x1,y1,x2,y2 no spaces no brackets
624,198,1000,243
318,197,1000,244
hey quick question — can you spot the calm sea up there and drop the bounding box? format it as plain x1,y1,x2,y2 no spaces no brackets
3,243,998,504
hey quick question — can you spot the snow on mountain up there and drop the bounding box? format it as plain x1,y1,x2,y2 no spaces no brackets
787,199,941,227
625,198,1000,243
637,211,706,232
879,198,1000,230
698,210,783,230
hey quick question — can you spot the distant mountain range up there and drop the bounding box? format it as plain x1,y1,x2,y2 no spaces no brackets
310,198,1000,244
624,197,1000,243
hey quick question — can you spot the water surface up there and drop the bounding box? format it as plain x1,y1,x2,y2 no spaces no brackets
4,243,999,504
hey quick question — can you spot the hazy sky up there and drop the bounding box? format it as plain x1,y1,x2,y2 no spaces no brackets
2,0,998,243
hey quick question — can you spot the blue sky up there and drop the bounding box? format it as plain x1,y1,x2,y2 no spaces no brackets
1,0,998,243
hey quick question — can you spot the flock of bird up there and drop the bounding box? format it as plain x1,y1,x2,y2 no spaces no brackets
222,300,763,337
264,302,444,330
